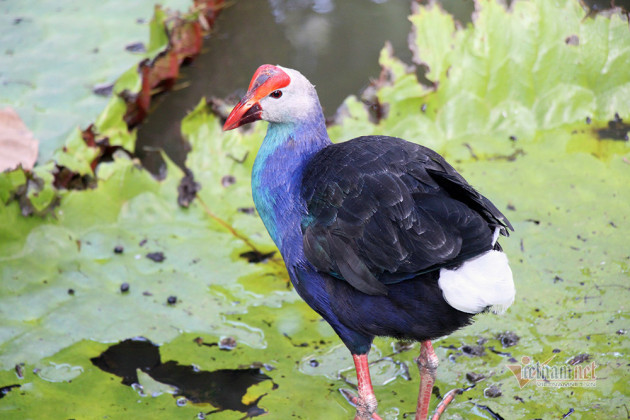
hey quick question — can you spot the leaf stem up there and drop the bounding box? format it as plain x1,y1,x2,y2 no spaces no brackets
195,195,283,267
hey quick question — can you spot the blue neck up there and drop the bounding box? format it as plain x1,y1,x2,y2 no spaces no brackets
252,118,331,259
251,115,373,355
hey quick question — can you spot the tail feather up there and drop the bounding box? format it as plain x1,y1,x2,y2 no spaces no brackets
438,250,515,314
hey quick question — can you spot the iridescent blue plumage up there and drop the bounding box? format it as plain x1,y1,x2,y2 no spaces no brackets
250,115,375,353
224,64,515,419
251,119,330,252
246,70,515,354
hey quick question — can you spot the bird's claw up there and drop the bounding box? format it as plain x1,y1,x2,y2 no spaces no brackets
339,388,383,420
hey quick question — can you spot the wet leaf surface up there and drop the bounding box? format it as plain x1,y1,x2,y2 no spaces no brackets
0,0,192,164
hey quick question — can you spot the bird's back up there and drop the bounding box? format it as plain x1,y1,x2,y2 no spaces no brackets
300,135,511,294
298,135,514,343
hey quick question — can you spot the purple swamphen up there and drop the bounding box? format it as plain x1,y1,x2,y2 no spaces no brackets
223,65,515,419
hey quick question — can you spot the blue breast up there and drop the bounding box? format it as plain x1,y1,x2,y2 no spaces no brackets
251,120,330,256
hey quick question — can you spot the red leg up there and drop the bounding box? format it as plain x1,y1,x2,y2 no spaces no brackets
415,341,439,420
340,389,383,420
348,354,382,420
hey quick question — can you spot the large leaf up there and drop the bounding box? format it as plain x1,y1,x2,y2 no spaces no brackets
0,0,190,164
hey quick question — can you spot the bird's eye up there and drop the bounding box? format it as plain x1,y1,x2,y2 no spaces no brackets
270,90,283,99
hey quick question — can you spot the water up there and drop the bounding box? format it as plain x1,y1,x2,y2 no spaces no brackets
135,0,418,173
134,0,624,173
91,337,272,417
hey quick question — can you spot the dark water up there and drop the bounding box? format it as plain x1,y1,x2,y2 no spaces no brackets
91,337,272,417
134,0,625,174
135,0,421,173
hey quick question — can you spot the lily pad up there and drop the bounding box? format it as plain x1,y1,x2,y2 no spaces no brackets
0,0,190,164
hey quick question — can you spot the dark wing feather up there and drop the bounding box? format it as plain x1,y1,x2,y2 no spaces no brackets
301,136,512,296
425,168,513,234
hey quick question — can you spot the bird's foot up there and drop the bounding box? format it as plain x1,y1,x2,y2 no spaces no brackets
415,341,439,420
339,388,383,420
429,388,461,420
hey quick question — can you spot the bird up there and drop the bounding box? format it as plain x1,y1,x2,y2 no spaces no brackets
222,64,515,420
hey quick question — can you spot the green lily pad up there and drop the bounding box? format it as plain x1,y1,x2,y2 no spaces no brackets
0,0,190,164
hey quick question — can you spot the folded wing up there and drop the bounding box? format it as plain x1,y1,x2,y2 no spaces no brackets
300,136,512,296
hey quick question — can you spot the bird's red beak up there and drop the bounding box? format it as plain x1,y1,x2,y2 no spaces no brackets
222,91,262,131
223,65,291,131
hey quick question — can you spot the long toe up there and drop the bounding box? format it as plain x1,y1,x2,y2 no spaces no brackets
430,388,462,420
340,389,382,420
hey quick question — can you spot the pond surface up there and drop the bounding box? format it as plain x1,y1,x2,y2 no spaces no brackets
135,0,452,173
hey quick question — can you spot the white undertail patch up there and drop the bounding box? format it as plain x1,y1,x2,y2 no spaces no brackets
438,250,515,314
